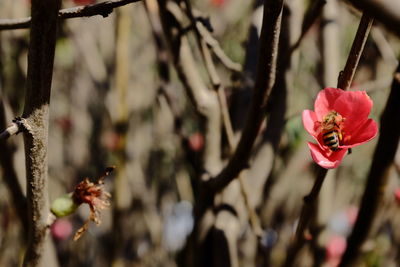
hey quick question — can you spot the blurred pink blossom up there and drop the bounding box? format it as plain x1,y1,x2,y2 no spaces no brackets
394,188,400,204
51,219,73,241
326,235,347,267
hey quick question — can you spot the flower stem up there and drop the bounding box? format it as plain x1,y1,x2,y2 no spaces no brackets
283,12,373,267
282,167,327,267
337,13,374,90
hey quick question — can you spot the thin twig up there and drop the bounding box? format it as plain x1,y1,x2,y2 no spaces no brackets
0,0,142,31
196,22,242,73
338,66,400,266
203,0,284,193
0,104,28,235
282,168,327,267
288,0,326,54
111,5,132,265
180,0,262,237
337,13,374,90
282,12,374,267
158,0,222,175
346,0,400,37
0,117,28,140
0,123,19,140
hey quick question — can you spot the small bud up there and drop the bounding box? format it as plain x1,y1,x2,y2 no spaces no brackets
51,194,79,218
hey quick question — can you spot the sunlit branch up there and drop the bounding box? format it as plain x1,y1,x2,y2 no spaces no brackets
0,0,142,31
204,0,284,194
0,117,28,140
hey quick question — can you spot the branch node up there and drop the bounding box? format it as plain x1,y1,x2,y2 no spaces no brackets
12,117,30,134
0,117,30,140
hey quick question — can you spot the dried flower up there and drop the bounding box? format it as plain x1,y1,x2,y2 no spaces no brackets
302,88,378,169
50,167,114,241
72,167,113,240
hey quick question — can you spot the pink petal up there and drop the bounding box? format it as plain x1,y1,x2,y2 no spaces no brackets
314,88,344,121
308,142,348,169
340,119,378,148
302,110,319,139
333,90,373,133
326,235,347,260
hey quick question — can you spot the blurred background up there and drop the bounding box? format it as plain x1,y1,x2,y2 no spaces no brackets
0,0,400,266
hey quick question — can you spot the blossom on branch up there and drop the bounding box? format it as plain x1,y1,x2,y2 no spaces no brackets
50,167,114,241
72,176,111,241
302,88,378,169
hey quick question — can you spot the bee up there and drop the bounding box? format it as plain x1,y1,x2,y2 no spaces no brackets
320,111,344,151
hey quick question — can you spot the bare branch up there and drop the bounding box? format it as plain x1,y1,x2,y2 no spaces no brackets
158,0,222,175
0,18,31,31
337,13,374,90
183,0,263,237
60,0,141,18
338,65,400,266
0,0,142,31
196,22,242,73
204,0,284,193
282,168,327,267
0,122,19,139
345,0,400,37
0,104,28,235
289,0,326,53
22,0,61,265
0,117,29,140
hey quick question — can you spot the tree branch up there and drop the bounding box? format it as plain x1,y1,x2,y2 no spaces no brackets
282,12,373,267
338,64,400,266
282,168,327,267
204,0,284,193
0,0,142,31
196,22,242,73
0,103,28,235
289,0,326,54
180,0,262,238
0,117,29,140
22,0,61,265
337,13,374,90
345,0,400,37
158,0,222,176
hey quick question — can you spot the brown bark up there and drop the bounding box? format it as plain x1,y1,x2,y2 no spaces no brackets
339,63,400,267
204,0,284,194
22,0,61,266
0,0,143,31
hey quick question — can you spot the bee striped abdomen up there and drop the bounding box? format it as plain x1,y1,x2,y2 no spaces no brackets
322,130,340,151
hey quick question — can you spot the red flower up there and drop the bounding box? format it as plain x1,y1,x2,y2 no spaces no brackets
302,88,378,169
